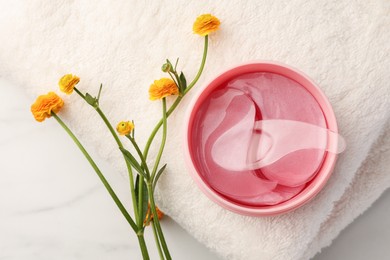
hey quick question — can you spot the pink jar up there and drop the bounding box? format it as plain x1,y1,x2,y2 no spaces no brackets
183,61,341,216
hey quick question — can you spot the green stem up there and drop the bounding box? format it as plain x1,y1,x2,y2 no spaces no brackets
137,233,151,260
143,35,209,159
151,98,167,180
127,136,150,226
151,220,165,260
51,112,138,233
147,183,171,260
74,87,85,98
74,87,140,224
127,136,150,177
95,107,122,145
143,96,182,159
147,99,168,260
73,90,150,259
185,35,208,94
138,178,144,228
95,106,140,225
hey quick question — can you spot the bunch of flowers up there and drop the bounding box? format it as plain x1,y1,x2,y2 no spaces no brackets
30,14,220,259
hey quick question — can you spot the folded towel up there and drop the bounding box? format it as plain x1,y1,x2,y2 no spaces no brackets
0,1,388,259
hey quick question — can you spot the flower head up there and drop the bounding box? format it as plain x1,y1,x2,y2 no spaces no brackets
59,74,80,95
149,78,179,101
116,121,134,135
31,92,64,122
193,14,220,36
144,203,164,226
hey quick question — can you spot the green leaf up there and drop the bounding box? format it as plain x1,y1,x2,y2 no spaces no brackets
135,174,140,206
120,147,147,179
96,84,103,102
135,175,149,227
174,58,179,71
85,93,97,107
153,164,167,191
179,72,187,90
131,120,135,139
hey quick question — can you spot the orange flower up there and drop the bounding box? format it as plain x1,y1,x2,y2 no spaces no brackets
31,92,64,122
149,78,179,101
116,121,134,135
193,14,220,36
59,74,80,95
144,203,164,226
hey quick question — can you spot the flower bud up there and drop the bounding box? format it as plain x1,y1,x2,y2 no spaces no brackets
116,121,134,135
161,63,172,73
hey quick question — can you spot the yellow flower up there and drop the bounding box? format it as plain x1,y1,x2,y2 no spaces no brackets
144,203,164,226
31,92,64,122
193,14,220,36
59,74,80,95
149,78,179,101
116,121,134,135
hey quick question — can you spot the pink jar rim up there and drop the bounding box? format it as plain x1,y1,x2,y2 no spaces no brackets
183,61,338,216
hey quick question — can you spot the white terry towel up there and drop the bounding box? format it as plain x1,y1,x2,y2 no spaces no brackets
0,1,389,259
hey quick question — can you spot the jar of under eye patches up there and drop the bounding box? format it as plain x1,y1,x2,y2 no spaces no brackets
183,61,345,216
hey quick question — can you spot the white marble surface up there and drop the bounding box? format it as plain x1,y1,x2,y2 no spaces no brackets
0,77,389,259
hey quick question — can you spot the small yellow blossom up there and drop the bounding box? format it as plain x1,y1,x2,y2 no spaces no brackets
31,92,64,122
144,203,164,226
193,14,220,36
116,121,134,135
59,74,80,95
149,78,179,101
